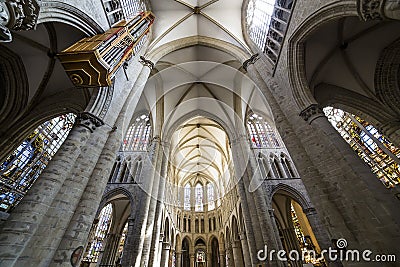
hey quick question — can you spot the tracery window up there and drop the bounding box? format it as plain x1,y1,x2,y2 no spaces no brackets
117,221,129,259
122,114,151,151
207,183,215,210
102,0,146,25
0,113,75,212
195,183,203,212
247,113,280,148
246,0,294,64
83,203,113,263
184,184,191,210
324,107,400,189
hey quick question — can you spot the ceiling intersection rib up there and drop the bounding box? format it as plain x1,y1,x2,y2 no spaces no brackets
173,0,195,9
199,11,251,54
147,11,195,52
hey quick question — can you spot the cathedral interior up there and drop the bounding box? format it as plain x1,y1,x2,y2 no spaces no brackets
0,0,399,267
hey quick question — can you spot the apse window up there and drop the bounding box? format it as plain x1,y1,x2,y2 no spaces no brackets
0,113,75,212
324,107,400,189
247,0,294,64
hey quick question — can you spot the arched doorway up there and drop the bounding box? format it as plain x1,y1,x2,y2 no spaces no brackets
272,191,325,267
210,237,220,267
182,237,191,267
231,217,245,267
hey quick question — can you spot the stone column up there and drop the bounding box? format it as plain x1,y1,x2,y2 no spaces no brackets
176,251,182,267
219,251,225,267
121,218,136,264
231,136,283,267
160,242,171,267
0,116,98,266
50,64,151,267
144,140,170,266
99,233,120,267
231,240,244,267
239,232,251,266
190,254,195,267
281,229,301,267
303,208,342,267
249,58,400,264
18,114,109,266
225,246,234,267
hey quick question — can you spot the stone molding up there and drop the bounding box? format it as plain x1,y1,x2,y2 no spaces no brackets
358,0,400,21
76,112,105,132
299,104,324,124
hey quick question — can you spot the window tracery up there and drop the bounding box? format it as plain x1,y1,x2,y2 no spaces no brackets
184,183,191,211
0,113,75,212
324,107,400,188
83,203,113,263
207,183,215,210
246,0,294,64
247,113,280,148
195,183,203,212
122,114,151,151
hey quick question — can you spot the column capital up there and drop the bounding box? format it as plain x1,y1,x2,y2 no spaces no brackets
0,0,40,42
76,112,105,132
358,0,400,21
242,54,259,71
299,104,324,124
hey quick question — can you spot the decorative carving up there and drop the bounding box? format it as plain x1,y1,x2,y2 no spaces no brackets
384,0,400,20
76,112,105,132
299,104,324,123
358,0,384,20
139,55,155,70
0,0,39,42
242,53,259,71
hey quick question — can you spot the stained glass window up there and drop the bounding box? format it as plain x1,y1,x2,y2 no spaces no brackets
324,107,400,189
83,203,113,263
246,0,294,64
184,184,191,210
117,221,129,259
195,183,203,212
122,114,151,151
247,113,280,148
207,183,215,210
0,113,75,212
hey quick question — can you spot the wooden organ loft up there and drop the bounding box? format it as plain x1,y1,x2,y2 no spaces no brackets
58,12,155,87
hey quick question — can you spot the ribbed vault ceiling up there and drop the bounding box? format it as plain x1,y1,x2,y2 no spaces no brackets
169,116,232,192
148,0,250,54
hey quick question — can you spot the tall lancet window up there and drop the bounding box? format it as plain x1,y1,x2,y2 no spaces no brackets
195,183,203,212
83,203,113,263
0,113,75,212
184,183,191,211
324,107,400,189
207,183,215,210
122,114,152,151
246,0,294,63
117,221,129,259
247,113,280,148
